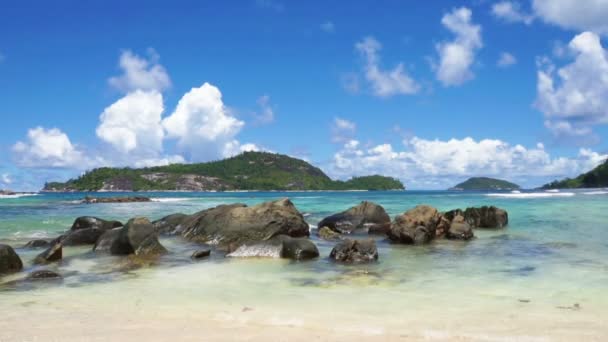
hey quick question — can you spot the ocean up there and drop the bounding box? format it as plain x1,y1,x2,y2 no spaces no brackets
1,190,607,340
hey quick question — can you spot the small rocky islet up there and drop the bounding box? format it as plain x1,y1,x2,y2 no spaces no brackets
0,198,508,286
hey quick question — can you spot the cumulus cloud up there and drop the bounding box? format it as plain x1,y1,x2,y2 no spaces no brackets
12,127,96,168
1,173,11,185
492,1,534,24
355,36,420,97
536,32,608,141
532,0,608,34
253,95,275,124
497,52,517,67
328,135,607,189
331,117,357,143
434,7,482,87
108,50,171,93
96,90,166,156
320,21,335,33
163,82,252,161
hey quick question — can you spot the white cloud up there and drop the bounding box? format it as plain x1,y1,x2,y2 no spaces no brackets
331,117,357,143
163,82,250,161
434,7,482,87
536,32,608,140
497,52,517,67
492,1,534,24
1,173,12,185
532,0,608,34
328,135,607,189
355,36,420,97
253,95,275,124
12,127,96,168
108,50,171,93
96,90,166,156
321,21,335,33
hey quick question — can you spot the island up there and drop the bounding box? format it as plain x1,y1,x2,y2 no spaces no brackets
542,159,608,189
42,152,405,192
449,177,520,191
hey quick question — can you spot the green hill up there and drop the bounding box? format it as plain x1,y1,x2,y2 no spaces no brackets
449,177,520,191
542,159,608,189
42,152,405,192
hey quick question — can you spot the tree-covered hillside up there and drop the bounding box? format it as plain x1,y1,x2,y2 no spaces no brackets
43,152,405,191
449,177,520,190
542,159,608,189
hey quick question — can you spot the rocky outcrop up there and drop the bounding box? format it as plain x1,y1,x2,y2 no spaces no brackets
53,216,123,246
227,235,319,260
109,217,168,257
329,239,378,263
82,196,151,204
443,206,508,229
152,213,189,235
317,201,391,234
33,242,62,264
0,244,23,274
388,205,441,244
317,226,341,240
71,216,124,231
23,239,50,248
445,215,474,240
181,199,310,247
93,228,122,252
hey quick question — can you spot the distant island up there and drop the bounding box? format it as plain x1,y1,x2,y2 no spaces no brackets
42,152,405,192
449,177,520,191
542,159,608,189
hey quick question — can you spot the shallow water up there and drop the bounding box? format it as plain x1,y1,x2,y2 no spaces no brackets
1,190,607,339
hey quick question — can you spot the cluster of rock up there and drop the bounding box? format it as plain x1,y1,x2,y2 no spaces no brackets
81,196,152,204
0,198,509,284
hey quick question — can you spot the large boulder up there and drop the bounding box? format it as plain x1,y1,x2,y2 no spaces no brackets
109,217,167,257
388,205,441,244
443,206,508,229
317,201,391,234
445,215,474,240
227,235,319,260
329,239,378,263
317,226,341,240
152,213,189,235
0,244,23,274
54,216,123,246
23,239,50,248
71,216,123,231
33,242,62,264
93,228,122,252
181,199,310,247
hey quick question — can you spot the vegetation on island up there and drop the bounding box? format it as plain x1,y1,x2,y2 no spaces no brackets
542,159,608,189
43,152,405,192
449,177,520,191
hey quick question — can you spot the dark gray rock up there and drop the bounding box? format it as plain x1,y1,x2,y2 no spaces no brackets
181,199,310,247
70,216,123,231
191,249,211,259
33,242,62,265
317,226,341,240
23,239,50,248
228,235,319,260
26,269,62,281
329,239,378,263
152,213,189,235
110,217,167,257
60,228,105,246
388,205,441,244
0,244,23,274
445,215,474,240
317,201,391,234
443,206,508,229
93,228,122,252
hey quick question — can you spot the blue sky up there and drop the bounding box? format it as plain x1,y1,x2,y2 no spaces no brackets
1,0,608,190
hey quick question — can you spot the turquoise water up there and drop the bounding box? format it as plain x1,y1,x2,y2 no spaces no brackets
1,190,607,339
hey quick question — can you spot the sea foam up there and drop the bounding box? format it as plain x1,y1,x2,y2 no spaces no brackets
486,192,575,198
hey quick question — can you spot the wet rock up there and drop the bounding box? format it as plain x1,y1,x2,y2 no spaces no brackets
445,215,474,240
444,206,508,229
0,244,23,274
110,217,167,257
23,239,50,248
93,228,122,252
317,201,391,234
152,213,189,235
181,199,310,247
33,242,62,265
317,226,341,240
82,196,151,204
329,239,378,263
71,216,123,231
26,269,62,281
228,235,319,260
191,249,211,259
388,205,441,244
60,228,106,246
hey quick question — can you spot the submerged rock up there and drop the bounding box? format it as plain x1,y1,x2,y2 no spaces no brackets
317,201,391,234
191,249,211,259
181,199,310,247
0,244,23,274
317,226,341,240
152,213,189,235
228,235,319,260
23,239,50,248
110,217,168,257
26,269,62,281
388,205,441,244
33,242,62,265
329,239,378,263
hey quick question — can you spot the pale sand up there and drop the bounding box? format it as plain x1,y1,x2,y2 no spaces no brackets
2,299,607,341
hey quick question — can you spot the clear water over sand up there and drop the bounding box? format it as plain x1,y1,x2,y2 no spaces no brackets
1,191,607,340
